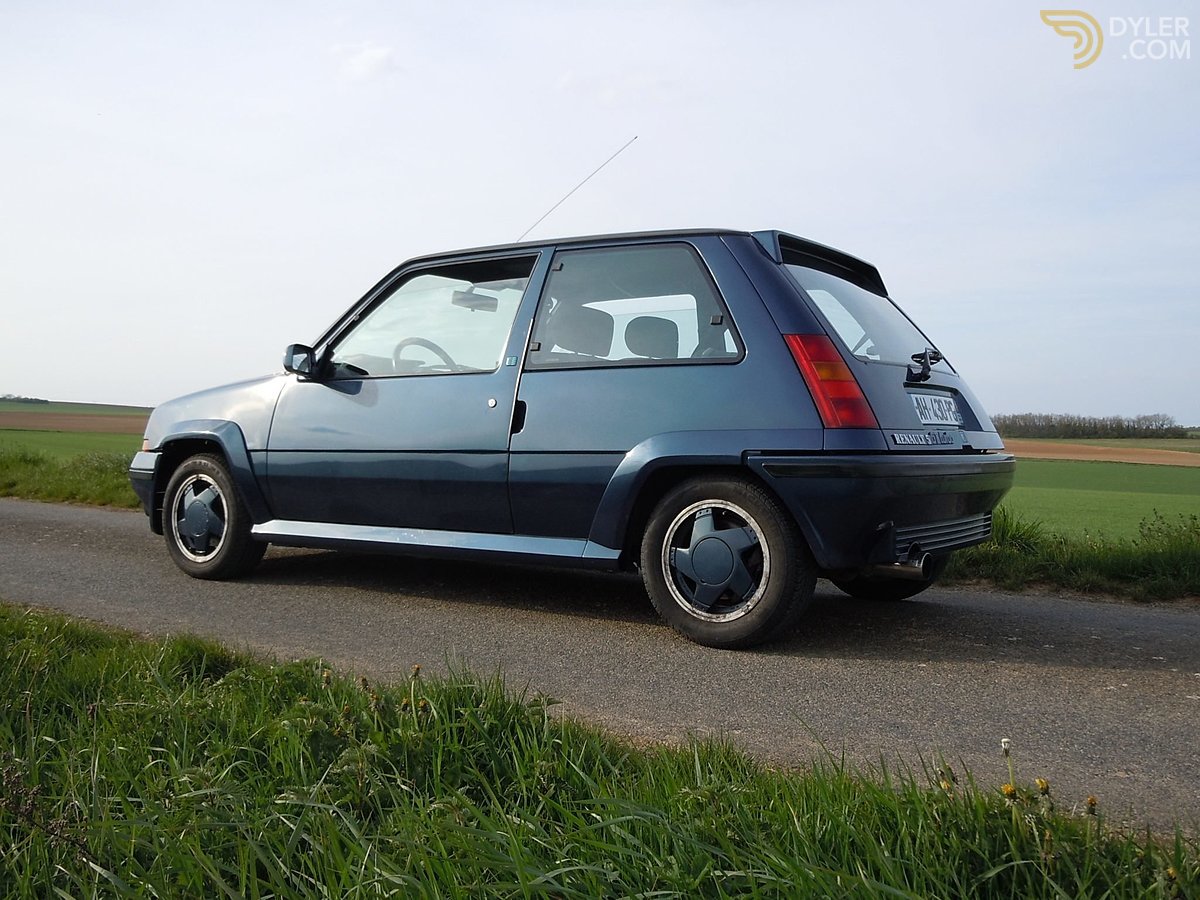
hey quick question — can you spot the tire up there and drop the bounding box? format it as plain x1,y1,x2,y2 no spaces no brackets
163,454,266,580
639,477,816,649
830,554,951,602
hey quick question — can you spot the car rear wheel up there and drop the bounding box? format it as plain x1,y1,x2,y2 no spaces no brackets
163,454,266,580
830,554,951,601
640,477,816,649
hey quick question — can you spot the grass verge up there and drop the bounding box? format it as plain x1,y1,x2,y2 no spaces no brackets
947,507,1200,600
1,606,1195,898
0,447,139,508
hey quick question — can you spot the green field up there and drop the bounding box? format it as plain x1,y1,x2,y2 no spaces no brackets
1002,458,1200,539
0,429,140,460
0,400,151,416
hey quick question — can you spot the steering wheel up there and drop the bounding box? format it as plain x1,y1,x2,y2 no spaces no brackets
393,336,459,372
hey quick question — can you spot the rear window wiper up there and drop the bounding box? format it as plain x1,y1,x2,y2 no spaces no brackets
906,347,943,382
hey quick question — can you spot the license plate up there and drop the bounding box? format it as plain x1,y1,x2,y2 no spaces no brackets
910,392,963,427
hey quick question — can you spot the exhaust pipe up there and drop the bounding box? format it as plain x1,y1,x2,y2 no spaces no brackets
867,552,931,581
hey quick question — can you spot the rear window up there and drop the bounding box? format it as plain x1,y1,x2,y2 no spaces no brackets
784,265,951,371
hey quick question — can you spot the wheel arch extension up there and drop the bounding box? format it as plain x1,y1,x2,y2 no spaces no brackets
150,420,271,534
585,429,826,568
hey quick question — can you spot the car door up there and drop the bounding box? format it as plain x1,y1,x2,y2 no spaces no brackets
266,252,544,533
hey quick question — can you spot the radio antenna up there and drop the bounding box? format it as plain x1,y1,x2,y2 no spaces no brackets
516,135,638,242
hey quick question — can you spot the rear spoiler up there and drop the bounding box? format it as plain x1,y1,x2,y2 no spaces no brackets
751,230,888,297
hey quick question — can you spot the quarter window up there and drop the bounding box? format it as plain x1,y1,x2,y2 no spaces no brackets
328,256,535,377
526,244,739,369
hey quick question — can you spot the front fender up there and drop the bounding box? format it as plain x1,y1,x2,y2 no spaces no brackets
155,419,272,526
585,428,823,553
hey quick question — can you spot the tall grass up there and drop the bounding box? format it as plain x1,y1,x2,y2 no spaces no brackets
947,507,1200,600
1,606,1195,897
0,447,138,507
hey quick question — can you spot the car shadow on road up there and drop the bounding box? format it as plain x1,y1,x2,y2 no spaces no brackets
248,549,1183,672
252,547,660,624
770,590,1187,671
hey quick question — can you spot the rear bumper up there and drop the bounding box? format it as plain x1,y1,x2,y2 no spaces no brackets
748,451,1015,571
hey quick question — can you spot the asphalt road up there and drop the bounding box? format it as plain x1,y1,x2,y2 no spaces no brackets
2,497,1197,832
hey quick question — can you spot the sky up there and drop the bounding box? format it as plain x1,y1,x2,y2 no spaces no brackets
2,2,1197,422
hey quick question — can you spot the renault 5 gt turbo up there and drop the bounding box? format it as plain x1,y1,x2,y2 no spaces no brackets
130,229,1013,648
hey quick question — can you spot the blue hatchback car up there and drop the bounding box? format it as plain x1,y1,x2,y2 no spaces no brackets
130,229,1013,648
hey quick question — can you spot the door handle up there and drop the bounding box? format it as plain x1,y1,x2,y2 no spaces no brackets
511,400,527,435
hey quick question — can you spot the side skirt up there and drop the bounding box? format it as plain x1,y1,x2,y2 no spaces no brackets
251,519,622,568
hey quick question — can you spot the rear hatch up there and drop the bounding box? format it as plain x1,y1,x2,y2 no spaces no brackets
778,245,1002,453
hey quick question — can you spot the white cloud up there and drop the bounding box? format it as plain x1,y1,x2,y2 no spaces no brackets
331,41,395,82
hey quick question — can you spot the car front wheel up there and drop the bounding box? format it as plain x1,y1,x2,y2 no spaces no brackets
163,454,266,580
640,477,816,649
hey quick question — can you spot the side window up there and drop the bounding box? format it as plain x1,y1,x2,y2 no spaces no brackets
526,244,740,369
328,255,535,377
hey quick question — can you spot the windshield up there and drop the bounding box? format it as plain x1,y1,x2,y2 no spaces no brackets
328,260,532,377
784,265,951,371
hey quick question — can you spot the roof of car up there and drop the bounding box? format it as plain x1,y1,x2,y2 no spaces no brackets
399,228,888,297
403,228,751,265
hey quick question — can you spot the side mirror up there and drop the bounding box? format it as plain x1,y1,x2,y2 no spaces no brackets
284,343,317,377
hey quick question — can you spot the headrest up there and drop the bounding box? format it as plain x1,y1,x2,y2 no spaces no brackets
625,316,679,359
547,304,614,357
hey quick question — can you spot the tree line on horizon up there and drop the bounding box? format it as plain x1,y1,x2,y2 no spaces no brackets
0,394,48,404
993,412,1189,439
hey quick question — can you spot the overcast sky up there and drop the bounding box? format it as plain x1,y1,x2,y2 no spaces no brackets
2,2,1197,422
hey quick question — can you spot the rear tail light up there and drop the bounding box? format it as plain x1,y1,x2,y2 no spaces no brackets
784,334,879,428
